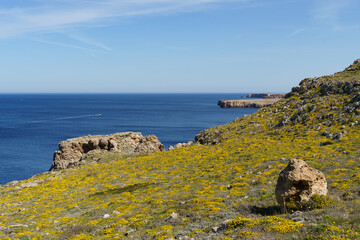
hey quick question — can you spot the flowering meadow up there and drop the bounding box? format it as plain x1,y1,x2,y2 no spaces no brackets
0,61,360,239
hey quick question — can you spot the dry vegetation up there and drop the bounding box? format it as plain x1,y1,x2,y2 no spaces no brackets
0,60,360,239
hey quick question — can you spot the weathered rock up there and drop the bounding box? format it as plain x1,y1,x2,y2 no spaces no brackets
345,59,360,71
171,141,194,150
165,212,178,222
218,99,280,108
50,132,164,171
195,130,221,145
247,93,286,99
275,159,327,206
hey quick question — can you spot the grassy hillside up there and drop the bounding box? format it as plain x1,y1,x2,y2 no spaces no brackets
1,60,360,239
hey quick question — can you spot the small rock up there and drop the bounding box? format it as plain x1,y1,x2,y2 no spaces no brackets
5,180,19,186
293,210,303,216
20,182,38,188
103,214,110,219
125,229,134,236
291,216,305,223
178,236,192,240
112,211,120,215
343,195,355,201
165,212,178,222
212,223,226,233
226,184,232,190
2,228,13,234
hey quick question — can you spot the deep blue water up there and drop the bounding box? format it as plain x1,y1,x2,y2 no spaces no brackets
0,94,257,184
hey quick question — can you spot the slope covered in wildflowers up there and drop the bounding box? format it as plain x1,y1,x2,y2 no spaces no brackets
1,60,360,239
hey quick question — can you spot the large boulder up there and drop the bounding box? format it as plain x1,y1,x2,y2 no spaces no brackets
275,159,327,206
50,132,164,171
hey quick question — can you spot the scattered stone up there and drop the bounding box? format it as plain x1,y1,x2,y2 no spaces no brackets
20,182,39,188
125,229,135,237
178,236,193,240
169,141,194,150
50,132,164,170
275,159,328,206
293,210,303,216
103,214,110,219
1,227,13,234
291,216,305,223
112,211,120,215
212,223,226,233
165,212,178,222
332,131,346,140
5,180,19,186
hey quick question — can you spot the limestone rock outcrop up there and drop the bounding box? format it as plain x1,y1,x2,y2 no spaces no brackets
218,99,281,108
246,93,286,99
168,141,193,150
50,132,164,171
275,159,327,205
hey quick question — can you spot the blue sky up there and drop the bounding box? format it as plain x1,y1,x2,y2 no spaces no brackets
0,0,359,93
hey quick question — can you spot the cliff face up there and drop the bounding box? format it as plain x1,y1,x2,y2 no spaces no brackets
246,93,286,99
218,99,280,108
50,132,164,170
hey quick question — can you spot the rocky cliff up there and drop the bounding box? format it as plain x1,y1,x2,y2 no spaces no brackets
50,132,164,170
217,98,281,108
246,93,286,99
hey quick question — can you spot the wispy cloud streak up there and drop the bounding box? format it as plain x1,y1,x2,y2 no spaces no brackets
310,0,358,30
0,0,249,39
287,28,305,38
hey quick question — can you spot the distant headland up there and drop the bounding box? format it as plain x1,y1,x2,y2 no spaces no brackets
218,93,285,108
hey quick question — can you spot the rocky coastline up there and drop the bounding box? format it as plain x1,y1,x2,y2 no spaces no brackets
246,93,286,99
218,98,281,108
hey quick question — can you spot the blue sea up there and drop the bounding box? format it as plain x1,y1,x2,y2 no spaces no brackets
0,94,258,184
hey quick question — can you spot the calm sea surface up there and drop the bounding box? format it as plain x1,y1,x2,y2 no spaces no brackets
0,94,258,184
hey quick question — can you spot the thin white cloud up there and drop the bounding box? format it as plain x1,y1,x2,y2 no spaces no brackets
64,33,112,51
287,28,305,38
310,0,357,30
27,37,103,55
0,0,249,39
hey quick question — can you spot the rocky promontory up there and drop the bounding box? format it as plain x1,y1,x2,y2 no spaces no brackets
50,132,164,171
246,93,286,99
218,98,281,108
